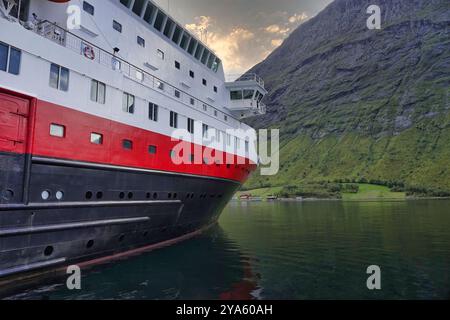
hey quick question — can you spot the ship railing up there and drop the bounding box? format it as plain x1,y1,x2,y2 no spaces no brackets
32,20,247,129
233,73,265,87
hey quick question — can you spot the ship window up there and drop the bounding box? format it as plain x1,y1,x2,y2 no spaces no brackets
174,61,180,70
212,58,221,73
207,54,215,69
50,124,65,138
243,89,255,100
235,137,241,151
172,25,182,44
157,49,164,60
0,43,21,75
143,3,155,24
226,134,231,146
155,80,164,91
202,78,207,86
122,139,133,150
214,86,218,93
163,19,174,38
119,0,130,8
137,36,145,47
190,98,195,105
122,92,135,114
230,90,243,100
195,44,204,60
148,145,157,154
148,102,158,122
174,90,181,98
215,129,221,142
214,110,218,117
132,0,146,16
180,33,190,50
113,20,122,33
203,104,207,112
245,141,250,153
170,111,178,128
187,118,194,134
202,124,209,138
90,80,106,104
201,49,210,65
189,70,194,78
83,2,94,15
224,115,228,121
49,63,69,91
257,91,264,102
187,38,197,55
0,42,7,72
154,11,165,31
90,133,103,145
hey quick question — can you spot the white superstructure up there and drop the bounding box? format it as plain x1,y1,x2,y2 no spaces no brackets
0,0,266,163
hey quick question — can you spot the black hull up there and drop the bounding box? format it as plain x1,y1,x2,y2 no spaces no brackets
0,151,240,288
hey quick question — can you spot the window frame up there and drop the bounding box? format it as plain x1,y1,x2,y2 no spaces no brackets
90,132,103,145
170,111,178,128
148,145,157,155
122,139,133,150
49,123,65,138
0,43,21,75
148,102,159,122
83,1,95,15
122,92,135,114
49,63,69,91
137,36,146,47
113,20,122,33
187,118,194,134
90,79,106,104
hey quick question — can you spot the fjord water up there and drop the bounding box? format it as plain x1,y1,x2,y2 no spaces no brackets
10,200,450,300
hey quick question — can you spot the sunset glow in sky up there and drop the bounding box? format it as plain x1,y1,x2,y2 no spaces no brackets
153,0,333,77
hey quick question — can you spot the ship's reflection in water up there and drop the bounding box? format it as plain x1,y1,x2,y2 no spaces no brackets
9,225,261,300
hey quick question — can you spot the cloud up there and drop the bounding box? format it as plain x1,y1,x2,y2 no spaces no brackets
265,24,290,35
271,39,283,47
288,12,309,24
185,11,308,76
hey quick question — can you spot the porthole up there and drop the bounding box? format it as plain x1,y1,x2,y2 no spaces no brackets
41,190,51,200
119,192,125,199
146,192,151,199
85,191,93,200
96,191,103,199
153,193,158,199
173,193,177,199
56,191,64,200
44,246,54,257
86,240,94,249
128,192,134,199
168,193,172,199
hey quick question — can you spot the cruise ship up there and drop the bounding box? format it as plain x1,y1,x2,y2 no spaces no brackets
0,0,266,283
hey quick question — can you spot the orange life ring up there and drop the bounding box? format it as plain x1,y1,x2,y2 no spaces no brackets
83,45,95,60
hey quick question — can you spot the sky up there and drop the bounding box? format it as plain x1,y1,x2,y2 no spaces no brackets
153,0,333,77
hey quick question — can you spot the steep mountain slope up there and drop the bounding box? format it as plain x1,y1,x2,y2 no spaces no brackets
245,0,450,194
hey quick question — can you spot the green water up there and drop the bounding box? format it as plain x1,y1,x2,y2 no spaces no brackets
9,200,450,300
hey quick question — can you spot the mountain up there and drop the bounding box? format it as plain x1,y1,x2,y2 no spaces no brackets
244,0,450,196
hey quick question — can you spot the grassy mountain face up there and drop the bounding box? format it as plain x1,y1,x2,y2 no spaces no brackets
245,0,450,195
